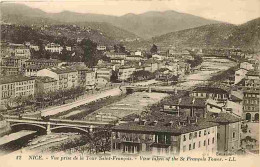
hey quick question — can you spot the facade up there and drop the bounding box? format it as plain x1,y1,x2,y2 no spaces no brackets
112,113,218,155
35,76,58,94
235,68,248,84
243,89,259,121
110,58,125,66
25,59,61,67
95,67,112,82
0,57,23,75
240,62,254,71
25,59,61,77
37,67,78,90
207,113,241,154
0,76,35,110
86,70,96,89
118,66,136,81
126,55,143,61
190,87,229,102
106,52,127,59
45,43,71,54
97,45,107,51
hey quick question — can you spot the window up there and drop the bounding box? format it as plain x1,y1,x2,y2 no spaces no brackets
183,135,186,141
194,132,197,138
233,132,236,138
212,137,215,144
199,131,201,137
193,143,195,149
189,133,192,140
204,140,206,146
204,130,207,136
208,139,210,145
189,144,192,150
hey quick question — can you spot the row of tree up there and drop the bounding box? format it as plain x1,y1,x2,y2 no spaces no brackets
3,86,86,115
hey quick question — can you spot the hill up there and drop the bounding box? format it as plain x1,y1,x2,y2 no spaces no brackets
0,4,139,43
1,3,221,39
137,18,260,50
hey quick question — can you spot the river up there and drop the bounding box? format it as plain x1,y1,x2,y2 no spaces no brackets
0,56,237,155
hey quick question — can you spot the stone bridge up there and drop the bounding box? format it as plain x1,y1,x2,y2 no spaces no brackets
5,116,112,135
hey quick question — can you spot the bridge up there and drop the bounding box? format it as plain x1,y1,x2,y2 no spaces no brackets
5,116,113,135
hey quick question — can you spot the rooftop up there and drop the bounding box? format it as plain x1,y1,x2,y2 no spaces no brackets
246,70,260,76
113,112,219,134
35,76,57,83
192,86,229,94
47,66,77,74
163,96,206,108
26,59,61,63
0,75,34,85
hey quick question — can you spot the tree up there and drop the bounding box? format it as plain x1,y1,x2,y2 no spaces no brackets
60,46,70,61
150,44,158,54
80,39,98,67
110,70,119,83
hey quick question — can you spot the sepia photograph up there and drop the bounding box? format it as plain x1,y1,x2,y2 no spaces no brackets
0,0,259,166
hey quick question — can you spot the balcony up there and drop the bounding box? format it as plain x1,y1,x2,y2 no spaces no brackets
121,137,141,143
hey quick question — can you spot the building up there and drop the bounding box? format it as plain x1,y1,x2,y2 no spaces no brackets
112,112,218,155
240,62,254,71
118,66,136,81
243,89,259,121
0,76,35,110
97,45,107,51
207,113,241,154
0,57,24,75
9,44,31,59
162,96,206,117
24,59,61,77
190,87,230,102
45,43,71,54
85,70,96,90
235,68,248,84
35,76,58,94
106,52,127,59
126,55,143,61
25,59,61,68
110,58,125,66
37,66,78,90
95,66,112,81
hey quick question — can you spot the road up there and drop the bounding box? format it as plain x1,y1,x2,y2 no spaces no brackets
23,87,122,117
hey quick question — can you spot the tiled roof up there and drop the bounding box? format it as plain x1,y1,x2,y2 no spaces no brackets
46,66,78,74
163,96,206,108
26,64,48,70
206,112,241,123
113,112,218,134
25,59,61,63
246,70,260,76
35,76,57,83
0,75,34,84
192,86,229,94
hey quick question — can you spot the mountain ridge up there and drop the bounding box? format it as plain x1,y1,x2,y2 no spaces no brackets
1,3,223,39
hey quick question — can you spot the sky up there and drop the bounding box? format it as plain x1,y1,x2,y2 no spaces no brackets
3,0,260,24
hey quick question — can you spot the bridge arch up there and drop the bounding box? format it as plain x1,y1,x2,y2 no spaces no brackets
11,123,46,133
50,126,90,134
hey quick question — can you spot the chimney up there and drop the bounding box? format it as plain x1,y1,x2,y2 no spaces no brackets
192,98,195,104
140,119,147,125
187,117,191,124
178,98,182,105
175,89,178,95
